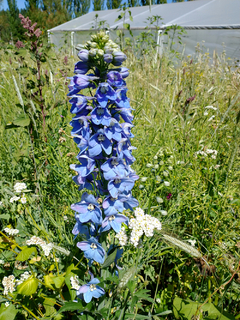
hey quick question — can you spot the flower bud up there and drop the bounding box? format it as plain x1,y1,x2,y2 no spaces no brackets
103,53,113,63
78,49,89,62
89,49,97,57
98,49,104,56
112,51,127,66
91,42,97,48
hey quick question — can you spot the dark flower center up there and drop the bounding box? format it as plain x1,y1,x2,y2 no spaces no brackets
88,204,95,211
111,159,118,166
97,108,104,115
98,134,105,142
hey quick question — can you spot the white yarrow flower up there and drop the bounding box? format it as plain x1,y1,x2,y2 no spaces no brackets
16,271,30,286
2,275,16,295
10,196,20,203
26,236,53,257
4,228,19,236
160,210,168,216
115,227,128,247
20,195,27,204
164,181,170,187
14,182,27,193
187,239,197,247
70,275,80,290
205,105,217,111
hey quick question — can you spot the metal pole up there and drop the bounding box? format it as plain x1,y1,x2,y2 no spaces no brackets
71,31,75,56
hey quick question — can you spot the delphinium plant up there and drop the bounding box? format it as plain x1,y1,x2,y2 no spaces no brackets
68,31,140,298
66,31,165,317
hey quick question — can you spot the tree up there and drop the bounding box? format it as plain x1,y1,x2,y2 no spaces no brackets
107,0,122,10
7,0,22,41
93,0,105,11
66,0,91,18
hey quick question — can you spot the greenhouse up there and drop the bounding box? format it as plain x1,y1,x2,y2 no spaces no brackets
48,0,240,60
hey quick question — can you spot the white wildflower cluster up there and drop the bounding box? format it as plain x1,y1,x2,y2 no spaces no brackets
2,272,31,295
128,208,162,247
10,182,27,204
70,275,80,290
194,149,218,159
205,105,217,111
26,236,53,257
4,227,19,236
10,196,20,203
2,275,15,295
115,227,128,247
14,182,27,193
15,271,30,286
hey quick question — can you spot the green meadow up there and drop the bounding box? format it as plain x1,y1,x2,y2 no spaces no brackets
0,37,239,319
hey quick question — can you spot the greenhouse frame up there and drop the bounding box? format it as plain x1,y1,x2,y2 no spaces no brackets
48,0,240,60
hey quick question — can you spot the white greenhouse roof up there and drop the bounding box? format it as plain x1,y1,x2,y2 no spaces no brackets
49,0,240,32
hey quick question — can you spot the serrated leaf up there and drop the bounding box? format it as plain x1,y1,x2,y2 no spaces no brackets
101,248,117,269
16,246,37,261
17,277,38,296
13,114,30,127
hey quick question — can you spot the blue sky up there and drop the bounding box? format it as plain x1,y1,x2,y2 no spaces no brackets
1,0,182,11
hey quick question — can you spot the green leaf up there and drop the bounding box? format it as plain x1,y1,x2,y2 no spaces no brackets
17,277,38,296
43,298,56,317
13,114,30,127
52,276,65,289
57,301,85,314
0,214,10,220
16,246,37,261
101,248,117,269
0,304,17,320
173,297,235,320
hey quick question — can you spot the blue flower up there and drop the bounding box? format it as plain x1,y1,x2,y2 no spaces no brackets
107,71,125,88
74,61,89,74
71,193,102,225
91,106,112,126
100,214,128,233
72,172,96,191
115,88,131,109
69,95,93,114
95,83,116,107
70,155,95,178
104,119,123,142
70,115,89,136
72,215,90,238
77,237,105,264
108,175,136,198
102,195,125,216
101,157,129,180
77,278,105,303
68,74,98,95
88,129,112,157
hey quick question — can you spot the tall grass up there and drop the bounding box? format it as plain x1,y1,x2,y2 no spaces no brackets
0,43,239,317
